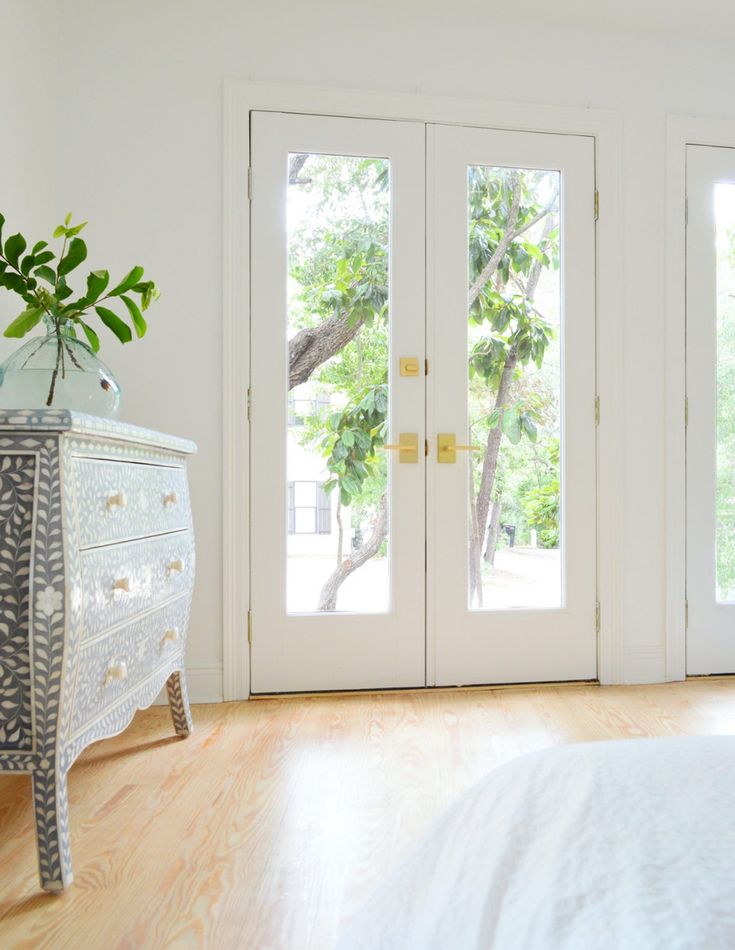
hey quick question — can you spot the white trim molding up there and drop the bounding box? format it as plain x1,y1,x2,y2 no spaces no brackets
155,665,224,705
223,80,625,697
665,114,735,682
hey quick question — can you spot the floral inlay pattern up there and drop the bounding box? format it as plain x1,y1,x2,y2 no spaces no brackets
36,585,63,618
0,453,36,750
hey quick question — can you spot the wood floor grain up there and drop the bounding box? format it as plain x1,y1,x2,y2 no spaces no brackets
1,679,734,949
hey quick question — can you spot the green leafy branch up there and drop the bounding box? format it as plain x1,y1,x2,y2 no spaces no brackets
0,212,159,350
316,384,388,507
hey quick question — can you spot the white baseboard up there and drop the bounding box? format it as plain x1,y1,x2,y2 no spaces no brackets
153,665,224,706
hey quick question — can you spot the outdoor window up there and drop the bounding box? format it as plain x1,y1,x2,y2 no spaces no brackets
288,481,332,535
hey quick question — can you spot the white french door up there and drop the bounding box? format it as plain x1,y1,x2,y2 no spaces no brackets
249,111,598,693
686,145,735,674
250,112,426,692
428,126,597,685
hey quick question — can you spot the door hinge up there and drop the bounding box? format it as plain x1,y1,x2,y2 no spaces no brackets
594,395,600,426
247,387,252,422
684,395,689,428
595,601,601,634
247,167,253,201
247,609,253,644
425,358,429,376
594,190,600,221
685,599,689,631
424,438,429,458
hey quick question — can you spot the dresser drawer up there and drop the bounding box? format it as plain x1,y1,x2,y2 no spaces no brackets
71,458,190,548
79,531,194,638
71,595,191,733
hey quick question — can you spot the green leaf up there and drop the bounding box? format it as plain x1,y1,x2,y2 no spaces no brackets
95,305,132,343
109,266,144,297
4,306,44,338
503,408,522,444
0,213,4,246
64,212,72,227
78,320,100,352
485,409,501,429
520,414,538,443
120,294,147,337
53,225,66,238
85,269,109,304
4,233,27,269
57,237,87,276
33,250,55,267
20,254,35,276
34,265,56,284
133,280,160,311
31,240,48,255
66,221,87,237
0,272,27,294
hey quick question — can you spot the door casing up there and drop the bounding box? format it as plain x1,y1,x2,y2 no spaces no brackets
223,81,624,699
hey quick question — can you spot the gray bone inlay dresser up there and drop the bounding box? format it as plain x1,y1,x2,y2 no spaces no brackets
0,410,196,891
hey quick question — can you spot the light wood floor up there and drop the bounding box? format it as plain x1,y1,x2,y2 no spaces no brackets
1,680,735,949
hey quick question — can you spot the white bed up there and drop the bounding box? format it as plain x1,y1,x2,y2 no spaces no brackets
336,736,735,949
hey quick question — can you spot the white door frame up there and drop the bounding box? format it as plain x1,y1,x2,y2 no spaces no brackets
665,114,735,681
223,80,624,701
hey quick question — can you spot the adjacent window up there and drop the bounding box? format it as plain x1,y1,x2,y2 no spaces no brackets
288,481,332,535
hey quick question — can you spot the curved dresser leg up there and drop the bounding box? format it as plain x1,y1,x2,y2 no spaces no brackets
166,669,193,737
32,767,73,892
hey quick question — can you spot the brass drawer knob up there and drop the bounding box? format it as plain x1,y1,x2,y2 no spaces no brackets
106,491,127,509
163,627,179,643
104,661,128,687
112,577,131,593
163,491,178,507
168,559,184,574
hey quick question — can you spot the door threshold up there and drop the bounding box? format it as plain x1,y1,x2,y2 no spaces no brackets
685,673,735,681
250,679,600,700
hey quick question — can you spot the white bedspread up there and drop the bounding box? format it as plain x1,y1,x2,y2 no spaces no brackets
336,736,735,950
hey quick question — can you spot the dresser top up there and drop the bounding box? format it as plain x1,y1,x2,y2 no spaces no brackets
0,410,197,454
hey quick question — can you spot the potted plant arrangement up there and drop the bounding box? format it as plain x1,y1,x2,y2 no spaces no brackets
0,212,159,417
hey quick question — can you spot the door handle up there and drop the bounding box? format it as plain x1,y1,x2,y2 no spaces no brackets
381,432,419,463
437,433,482,464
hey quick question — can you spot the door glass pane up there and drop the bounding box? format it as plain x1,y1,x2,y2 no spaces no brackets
287,153,390,613
467,166,563,609
715,182,735,602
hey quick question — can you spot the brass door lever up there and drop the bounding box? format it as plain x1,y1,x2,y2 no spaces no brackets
437,433,482,463
381,432,419,463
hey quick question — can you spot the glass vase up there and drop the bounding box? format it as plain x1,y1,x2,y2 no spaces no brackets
0,320,121,417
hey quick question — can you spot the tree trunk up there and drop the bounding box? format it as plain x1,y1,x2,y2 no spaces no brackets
484,496,503,565
469,451,483,607
468,184,558,309
469,348,518,604
289,309,367,390
335,501,344,564
317,494,388,611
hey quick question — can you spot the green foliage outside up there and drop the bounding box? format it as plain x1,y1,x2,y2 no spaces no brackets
288,156,390,552
288,156,563,606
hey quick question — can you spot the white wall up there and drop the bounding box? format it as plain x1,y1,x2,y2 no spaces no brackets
0,2,59,344
42,0,735,689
